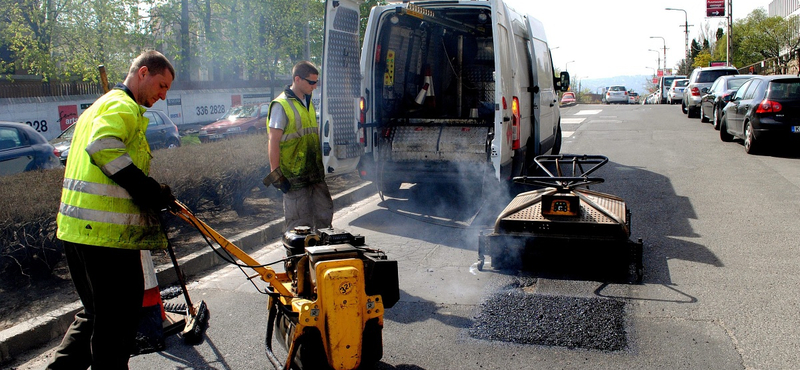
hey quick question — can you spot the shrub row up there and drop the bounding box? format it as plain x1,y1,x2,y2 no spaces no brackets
0,134,272,289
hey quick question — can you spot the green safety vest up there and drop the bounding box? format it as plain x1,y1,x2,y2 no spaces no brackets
268,91,324,190
56,89,167,250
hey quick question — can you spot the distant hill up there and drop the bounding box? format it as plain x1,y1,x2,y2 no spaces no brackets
575,75,657,96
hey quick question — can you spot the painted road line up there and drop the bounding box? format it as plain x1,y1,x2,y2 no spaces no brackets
562,118,586,124
563,131,575,137
576,110,602,115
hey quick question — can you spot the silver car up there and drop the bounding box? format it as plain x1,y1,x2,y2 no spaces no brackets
604,85,629,104
682,66,739,118
667,79,689,104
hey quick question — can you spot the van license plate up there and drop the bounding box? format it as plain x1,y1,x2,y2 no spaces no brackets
792,126,800,133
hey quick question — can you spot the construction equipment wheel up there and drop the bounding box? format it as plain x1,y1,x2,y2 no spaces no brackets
628,240,644,284
291,328,331,370
359,318,384,369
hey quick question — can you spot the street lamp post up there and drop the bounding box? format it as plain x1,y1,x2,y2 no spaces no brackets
665,7,692,73
650,36,667,74
648,49,661,75
565,60,575,72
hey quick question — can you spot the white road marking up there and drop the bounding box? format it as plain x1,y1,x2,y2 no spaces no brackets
563,131,575,137
576,109,602,115
561,118,586,124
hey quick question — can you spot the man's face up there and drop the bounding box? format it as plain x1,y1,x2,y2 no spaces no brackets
137,66,173,108
296,73,319,97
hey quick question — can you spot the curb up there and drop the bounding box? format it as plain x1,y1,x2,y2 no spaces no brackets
0,181,377,365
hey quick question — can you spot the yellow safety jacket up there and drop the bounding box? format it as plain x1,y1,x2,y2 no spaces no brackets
268,89,324,190
56,88,167,250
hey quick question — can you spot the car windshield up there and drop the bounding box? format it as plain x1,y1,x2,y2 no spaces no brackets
610,86,625,91
674,80,688,87
766,80,800,99
222,105,257,120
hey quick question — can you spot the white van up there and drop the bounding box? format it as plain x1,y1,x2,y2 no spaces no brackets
319,0,569,191
657,75,686,104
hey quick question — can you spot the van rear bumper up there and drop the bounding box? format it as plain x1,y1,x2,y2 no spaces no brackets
378,160,492,184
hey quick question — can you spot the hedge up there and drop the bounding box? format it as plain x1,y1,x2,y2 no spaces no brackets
0,134,273,289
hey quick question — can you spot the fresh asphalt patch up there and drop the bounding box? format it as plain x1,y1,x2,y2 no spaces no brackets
470,282,627,351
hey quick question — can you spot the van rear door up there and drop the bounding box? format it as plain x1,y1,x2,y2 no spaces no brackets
320,0,364,175
526,18,557,154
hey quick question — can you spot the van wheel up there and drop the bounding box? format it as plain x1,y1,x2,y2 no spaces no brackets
551,126,562,155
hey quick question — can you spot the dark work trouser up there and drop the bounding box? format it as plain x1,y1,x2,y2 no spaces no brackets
47,241,144,370
283,181,334,232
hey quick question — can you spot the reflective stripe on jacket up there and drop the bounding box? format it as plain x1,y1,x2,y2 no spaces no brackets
56,88,167,250
268,91,324,190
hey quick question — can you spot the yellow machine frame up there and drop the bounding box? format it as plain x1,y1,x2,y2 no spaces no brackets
170,201,386,370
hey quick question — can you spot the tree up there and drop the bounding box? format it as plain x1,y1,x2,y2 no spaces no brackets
741,9,800,73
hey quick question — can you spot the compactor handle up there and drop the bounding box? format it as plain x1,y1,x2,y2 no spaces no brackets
168,200,293,297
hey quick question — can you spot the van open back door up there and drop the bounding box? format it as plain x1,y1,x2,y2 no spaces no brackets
320,0,364,175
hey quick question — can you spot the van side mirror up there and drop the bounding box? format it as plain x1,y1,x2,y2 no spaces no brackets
558,71,570,92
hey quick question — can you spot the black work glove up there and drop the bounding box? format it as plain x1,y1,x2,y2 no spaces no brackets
110,163,175,211
264,168,291,193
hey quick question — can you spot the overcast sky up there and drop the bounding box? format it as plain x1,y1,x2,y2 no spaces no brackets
503,0,772,79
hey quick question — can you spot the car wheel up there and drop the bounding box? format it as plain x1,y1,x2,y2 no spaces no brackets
166,138,180,148
681,101,688,114
720,116,734,142
713,108,721,130
700,107,710,122
744,122,760,154
687,106,698,118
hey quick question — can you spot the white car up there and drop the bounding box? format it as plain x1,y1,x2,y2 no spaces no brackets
667,79,689,105
604,85,628,104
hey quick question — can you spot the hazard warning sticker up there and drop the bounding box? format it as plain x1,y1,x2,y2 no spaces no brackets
383,49,395,87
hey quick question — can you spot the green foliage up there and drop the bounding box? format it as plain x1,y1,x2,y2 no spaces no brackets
692,50,712,68
0,0,333,82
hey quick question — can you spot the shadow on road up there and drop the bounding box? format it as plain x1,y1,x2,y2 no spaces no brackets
350,157,723,286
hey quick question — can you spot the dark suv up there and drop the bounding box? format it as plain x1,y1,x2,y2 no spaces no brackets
682,66,739,118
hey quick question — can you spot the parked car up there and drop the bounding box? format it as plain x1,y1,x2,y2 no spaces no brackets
628,91,639,104
198,103,269,142
700,75,753,129
604,85,628,104
682,66,739,118
560,91,576,106
667,79,689,105
50,109,181,165
600,86,610,104
658,75,687,104
0,121,62,176
719,75,800,154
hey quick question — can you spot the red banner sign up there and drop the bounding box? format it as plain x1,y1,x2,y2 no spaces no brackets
707,0,725,17
58,105,78,130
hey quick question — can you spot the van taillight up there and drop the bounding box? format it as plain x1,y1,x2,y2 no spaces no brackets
756,99,782,113
359,97,368,145
502,97,508,110
511,96,520,150
359,97,367,124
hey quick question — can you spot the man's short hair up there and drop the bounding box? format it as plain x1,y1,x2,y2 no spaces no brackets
129,50,176,80
292,61,319,79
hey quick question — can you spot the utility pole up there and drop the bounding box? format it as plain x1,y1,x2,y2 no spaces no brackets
666,8,693,74
727,0,733,67
650,36,667,74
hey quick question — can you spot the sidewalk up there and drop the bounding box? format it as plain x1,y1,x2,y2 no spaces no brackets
0,181,376,365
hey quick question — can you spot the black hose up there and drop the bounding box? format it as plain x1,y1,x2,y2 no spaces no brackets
264,295,284,370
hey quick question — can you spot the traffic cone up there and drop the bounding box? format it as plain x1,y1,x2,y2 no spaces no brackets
133,250,166,355
423,66,435,108
415,83,429,105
